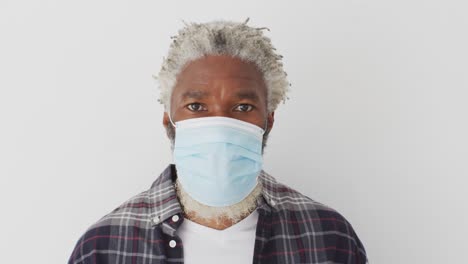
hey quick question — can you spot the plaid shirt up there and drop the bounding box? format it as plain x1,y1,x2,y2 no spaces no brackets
68,164,368,264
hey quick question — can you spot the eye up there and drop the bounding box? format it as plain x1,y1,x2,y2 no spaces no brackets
186,103,206,112
234,104,254,112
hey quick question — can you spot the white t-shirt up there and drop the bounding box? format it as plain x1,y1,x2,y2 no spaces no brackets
177,210,259,264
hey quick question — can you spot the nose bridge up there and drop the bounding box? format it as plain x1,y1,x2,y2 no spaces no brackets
208,83,234,118
209,101,233,118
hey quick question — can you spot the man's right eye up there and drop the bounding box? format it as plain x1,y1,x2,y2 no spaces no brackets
186,103,205,112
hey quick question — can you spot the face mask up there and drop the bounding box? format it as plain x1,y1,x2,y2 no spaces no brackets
168,115,267,207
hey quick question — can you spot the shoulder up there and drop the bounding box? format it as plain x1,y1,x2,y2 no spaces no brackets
260,171,369,263
91,188,154,230
267,178,356,232
260,170,345,216
67,189,153,264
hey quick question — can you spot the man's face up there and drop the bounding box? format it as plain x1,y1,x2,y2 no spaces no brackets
163,55,275,152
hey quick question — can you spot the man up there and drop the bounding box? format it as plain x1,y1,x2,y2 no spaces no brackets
68,18,368,264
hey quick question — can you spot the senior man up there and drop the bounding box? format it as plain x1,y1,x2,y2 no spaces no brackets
68,19,368,264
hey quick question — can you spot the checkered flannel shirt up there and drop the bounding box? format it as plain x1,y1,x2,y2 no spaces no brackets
68,164,368,263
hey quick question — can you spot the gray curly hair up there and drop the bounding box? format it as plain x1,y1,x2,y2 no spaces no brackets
154,18,291,113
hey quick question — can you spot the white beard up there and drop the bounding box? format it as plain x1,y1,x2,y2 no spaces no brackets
174,179,262,224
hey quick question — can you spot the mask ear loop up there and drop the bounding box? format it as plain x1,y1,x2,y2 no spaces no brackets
168,112,177,128
261,117,268,136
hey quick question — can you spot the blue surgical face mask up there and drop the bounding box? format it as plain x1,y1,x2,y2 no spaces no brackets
169,115,267,207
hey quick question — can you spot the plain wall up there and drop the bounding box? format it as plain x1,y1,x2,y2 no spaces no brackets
1,1,467,263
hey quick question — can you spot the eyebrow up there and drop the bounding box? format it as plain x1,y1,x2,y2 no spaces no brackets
236,90,260,102
181,90,209,100
181,89,260,102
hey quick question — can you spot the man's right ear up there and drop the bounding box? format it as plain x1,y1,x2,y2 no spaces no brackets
162,112,170,128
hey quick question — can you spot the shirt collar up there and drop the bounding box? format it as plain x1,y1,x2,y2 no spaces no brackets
147,164,279,225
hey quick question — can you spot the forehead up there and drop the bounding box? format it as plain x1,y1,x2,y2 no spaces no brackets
173,55,267,96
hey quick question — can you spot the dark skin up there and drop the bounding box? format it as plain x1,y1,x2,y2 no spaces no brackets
162,54,275,229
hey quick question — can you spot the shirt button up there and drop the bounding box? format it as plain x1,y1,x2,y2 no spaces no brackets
172,215,179,222
270,199,276,206
169,240,177,248
152,216,161,225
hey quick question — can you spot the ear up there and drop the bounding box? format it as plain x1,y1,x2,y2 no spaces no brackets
266,111,275,134
162,111,170,129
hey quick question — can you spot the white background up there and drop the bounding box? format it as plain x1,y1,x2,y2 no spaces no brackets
1,1,467,263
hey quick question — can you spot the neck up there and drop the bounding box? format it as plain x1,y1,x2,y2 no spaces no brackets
183,208,255,230
174,179,262,230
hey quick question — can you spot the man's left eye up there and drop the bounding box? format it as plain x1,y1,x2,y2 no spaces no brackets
235,104,254,112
